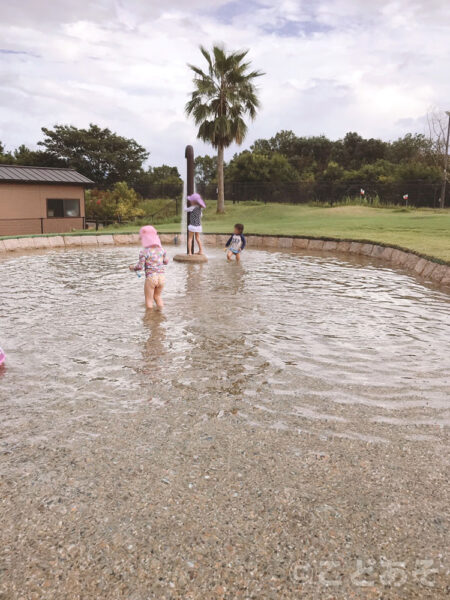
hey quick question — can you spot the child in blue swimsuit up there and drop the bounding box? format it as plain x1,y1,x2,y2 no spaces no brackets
225,224,246,262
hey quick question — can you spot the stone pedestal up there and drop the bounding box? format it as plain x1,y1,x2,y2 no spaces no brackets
173,254,208,263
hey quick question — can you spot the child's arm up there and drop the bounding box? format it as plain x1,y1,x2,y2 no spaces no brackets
225,235,233,248
185,205,195,212
240,235,246,251
129,249,145,271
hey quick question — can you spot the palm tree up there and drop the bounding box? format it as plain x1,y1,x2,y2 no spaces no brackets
186,45,264,213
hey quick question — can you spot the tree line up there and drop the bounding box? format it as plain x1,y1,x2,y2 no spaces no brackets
192,127,450,207
1,125,441,192
195,130,442,189
0,122,447,219
0,124,182,197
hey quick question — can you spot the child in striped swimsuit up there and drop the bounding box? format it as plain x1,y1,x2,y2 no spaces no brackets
185,193,205,255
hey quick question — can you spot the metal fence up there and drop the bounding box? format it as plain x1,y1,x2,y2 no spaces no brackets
144,183,183,199
197,180,447,208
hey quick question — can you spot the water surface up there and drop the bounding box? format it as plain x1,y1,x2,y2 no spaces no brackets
1,246,449,447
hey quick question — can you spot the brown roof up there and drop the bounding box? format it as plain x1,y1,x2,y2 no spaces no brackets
0,165,94,185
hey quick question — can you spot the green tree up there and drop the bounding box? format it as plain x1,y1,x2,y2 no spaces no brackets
85,182,144,222
150,165,180,181
342,159,397,183
194,155,217,186
226,151,300,183
251,132,336,176
0,142,14,164
186,45,264,213
13,144,67,168
318,161,345,183
251,130,298,158
331,132,387,170
388,133,433,164
133,165,182,198
38,124,149,187
226,151,300,202
396,162,441,183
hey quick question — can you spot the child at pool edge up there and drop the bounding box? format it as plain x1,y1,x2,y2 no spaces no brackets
129,225,169,310
225,224,246,262
185,193,205,255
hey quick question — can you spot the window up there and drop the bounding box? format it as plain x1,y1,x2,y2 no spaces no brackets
47,199,80,218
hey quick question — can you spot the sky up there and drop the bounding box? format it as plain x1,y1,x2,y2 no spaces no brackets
0,0,449,173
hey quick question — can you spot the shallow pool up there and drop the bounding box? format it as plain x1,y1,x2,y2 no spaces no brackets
0,245,449,597
1,245,449,441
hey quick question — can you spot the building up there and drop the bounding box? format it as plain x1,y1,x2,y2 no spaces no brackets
0,165,94,236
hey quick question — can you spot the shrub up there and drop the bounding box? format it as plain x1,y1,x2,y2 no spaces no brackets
86,182,144,222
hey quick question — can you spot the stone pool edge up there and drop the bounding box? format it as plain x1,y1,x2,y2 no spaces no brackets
0,232,449,287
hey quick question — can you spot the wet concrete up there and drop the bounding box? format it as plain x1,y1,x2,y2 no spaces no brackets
0,246,449,598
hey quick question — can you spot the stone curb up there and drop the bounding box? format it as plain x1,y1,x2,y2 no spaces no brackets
0,232,448,287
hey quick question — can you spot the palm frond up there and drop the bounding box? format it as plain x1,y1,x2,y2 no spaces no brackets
231,49,249,64
187,64,207,78
199,46,213,75
187,44,263,148
246,69,265,79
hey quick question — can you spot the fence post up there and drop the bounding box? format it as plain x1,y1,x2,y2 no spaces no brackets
40,218,44,234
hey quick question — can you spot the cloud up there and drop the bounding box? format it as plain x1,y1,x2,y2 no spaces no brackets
0,48,39,56
0,0,449,175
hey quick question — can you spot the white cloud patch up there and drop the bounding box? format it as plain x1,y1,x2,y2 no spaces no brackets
0,0,449,173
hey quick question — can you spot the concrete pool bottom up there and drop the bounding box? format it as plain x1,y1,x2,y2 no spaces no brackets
2,403,448,599
0,246,449,598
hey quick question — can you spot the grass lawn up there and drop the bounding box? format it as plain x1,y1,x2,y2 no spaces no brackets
104,202,450,262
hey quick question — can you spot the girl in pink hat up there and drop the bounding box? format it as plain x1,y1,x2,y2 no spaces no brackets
129,226,169,309
185,193,205,255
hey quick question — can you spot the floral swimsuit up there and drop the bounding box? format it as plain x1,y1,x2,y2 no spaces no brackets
134,247,169,279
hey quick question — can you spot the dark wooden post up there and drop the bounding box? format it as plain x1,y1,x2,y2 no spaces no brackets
185,145,195,254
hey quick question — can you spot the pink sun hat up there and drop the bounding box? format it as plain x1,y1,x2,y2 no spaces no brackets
139,225,162,248
187,193,206,209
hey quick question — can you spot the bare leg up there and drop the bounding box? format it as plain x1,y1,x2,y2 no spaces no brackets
153,283,165,309
235,251,241,263
187,231,194,255
144,279,155,309
195,232,204,255
226,250,233,261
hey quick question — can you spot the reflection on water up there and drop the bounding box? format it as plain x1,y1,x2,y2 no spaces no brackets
0,246,449,452
141,311,167,380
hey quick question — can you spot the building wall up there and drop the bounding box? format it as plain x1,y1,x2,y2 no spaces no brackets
0,184,85,235
43,218,84,234
0,219,43,236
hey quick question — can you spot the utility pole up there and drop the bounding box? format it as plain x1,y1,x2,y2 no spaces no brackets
440,111,450,209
